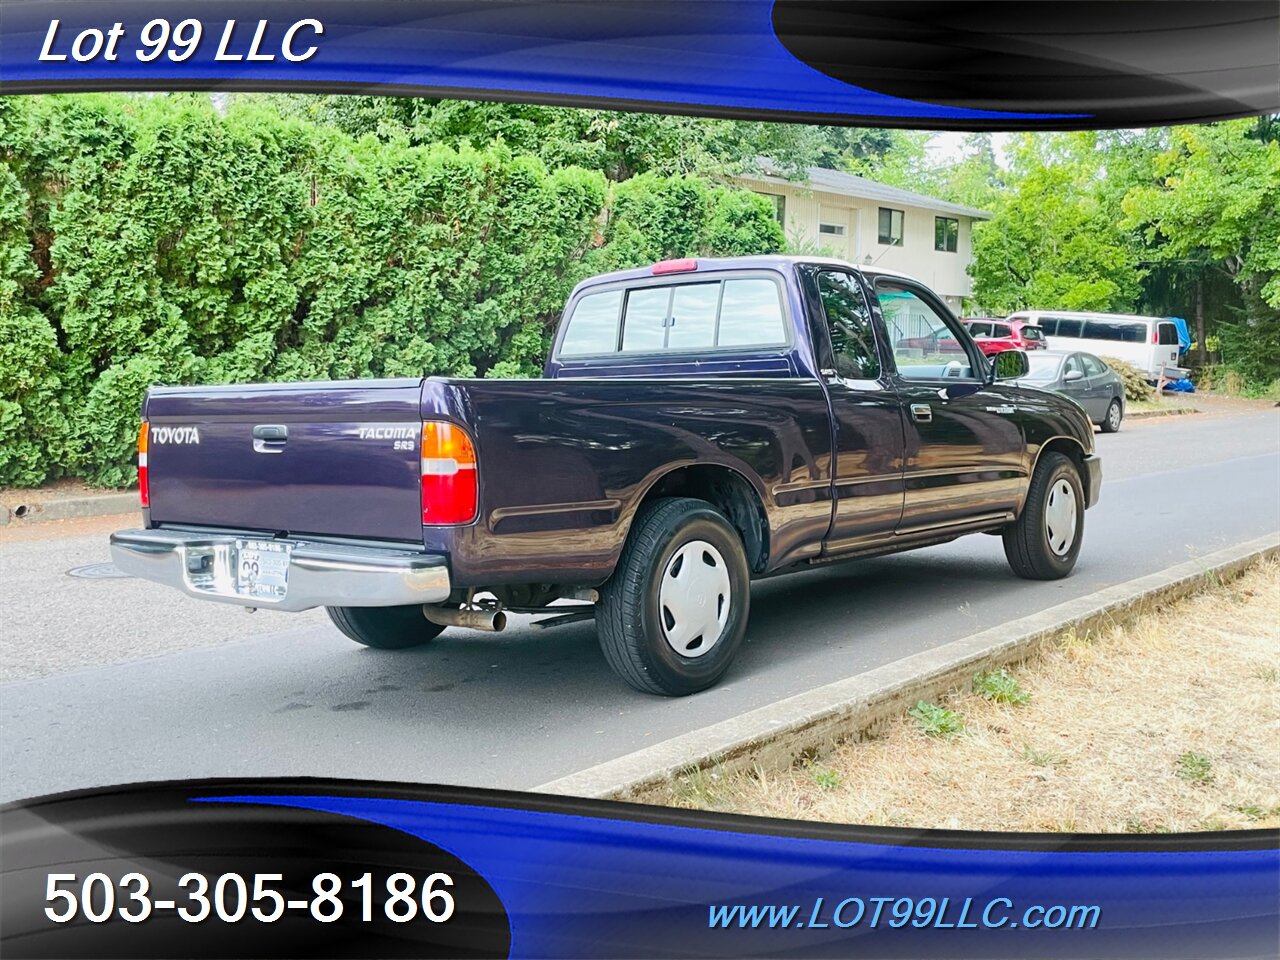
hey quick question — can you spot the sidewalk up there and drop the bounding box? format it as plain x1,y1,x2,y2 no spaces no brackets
0,479,136,526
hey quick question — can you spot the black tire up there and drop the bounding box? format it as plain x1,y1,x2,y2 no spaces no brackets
326,605,447,649
597,497,751,696
1100,398,1123,433
1003,452,1085,580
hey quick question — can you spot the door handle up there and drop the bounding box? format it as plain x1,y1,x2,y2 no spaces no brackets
910,403,933,423
252,424,288,441
252,424,287,453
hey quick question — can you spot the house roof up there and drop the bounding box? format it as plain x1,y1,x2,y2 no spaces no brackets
737,162,992,220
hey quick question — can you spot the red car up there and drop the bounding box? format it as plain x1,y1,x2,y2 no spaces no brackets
963,317,1046,356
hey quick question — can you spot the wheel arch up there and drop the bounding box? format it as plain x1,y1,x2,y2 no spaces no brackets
1026,436,1092,511
632,463,770,574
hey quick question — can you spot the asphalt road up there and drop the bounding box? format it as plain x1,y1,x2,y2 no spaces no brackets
3,407,1278,803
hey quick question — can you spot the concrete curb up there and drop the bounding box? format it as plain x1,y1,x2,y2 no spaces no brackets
1127,406,1198,420
535,534,1280,803
1,493,137,526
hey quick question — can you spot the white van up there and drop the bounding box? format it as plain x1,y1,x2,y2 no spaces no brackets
1006,311,1180,378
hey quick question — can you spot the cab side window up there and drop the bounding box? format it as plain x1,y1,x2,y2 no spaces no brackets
816,270,880,380
876,281,976,379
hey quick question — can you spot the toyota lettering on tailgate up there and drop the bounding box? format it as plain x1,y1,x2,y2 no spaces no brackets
150,426,200,444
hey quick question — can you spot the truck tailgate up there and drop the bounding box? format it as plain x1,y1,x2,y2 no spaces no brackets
144,379,425,543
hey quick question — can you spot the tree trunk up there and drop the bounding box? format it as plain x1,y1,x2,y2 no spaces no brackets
1195,277,1207,365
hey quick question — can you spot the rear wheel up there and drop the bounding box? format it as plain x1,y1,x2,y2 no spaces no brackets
1003,452,1084,580
598,498,750,696
326,605,447,649
1100,398,1123,433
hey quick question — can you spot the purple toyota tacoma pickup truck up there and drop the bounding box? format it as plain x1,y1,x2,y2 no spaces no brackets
111,256,1101,695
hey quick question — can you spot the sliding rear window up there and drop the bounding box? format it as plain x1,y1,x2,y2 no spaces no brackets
557,274,788,359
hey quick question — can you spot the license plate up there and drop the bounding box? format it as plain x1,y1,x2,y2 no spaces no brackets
234,539,291,600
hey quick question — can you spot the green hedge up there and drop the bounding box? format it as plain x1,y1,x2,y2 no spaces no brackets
0,94,784,487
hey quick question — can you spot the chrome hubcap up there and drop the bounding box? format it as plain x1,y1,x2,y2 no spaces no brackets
1044,478,1078,556
658,540,731,658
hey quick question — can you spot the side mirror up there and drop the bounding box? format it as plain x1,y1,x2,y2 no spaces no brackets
1063,369,1084,382
991,349,1029,381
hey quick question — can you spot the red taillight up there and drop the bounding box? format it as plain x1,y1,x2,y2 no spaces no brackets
421,421,477,525
1151,329,1158,343
651,258,698,275
137,421,150,508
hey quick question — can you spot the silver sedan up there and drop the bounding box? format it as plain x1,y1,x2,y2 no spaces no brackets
1018,350,1126,432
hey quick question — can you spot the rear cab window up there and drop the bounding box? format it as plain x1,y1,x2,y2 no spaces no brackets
556,272,789,360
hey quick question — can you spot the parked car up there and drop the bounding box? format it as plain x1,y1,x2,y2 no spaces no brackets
111,257,1102,696
1006,310,1180,378
1018,350,1126,432
962,317,1046,356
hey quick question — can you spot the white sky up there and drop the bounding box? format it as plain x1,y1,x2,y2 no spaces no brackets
927,130,1013,167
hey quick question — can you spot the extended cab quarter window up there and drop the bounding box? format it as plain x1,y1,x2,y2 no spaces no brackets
558,275,786,358
876,280,977,380
816,270,880,379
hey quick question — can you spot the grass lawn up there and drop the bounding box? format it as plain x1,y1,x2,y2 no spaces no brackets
671,560,1280,834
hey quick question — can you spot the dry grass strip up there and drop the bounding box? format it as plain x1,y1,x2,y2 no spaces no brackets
674,559,1280,833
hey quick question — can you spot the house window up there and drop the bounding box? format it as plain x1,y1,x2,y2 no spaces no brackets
758,193,785,225
878,207,904,246
935,216,959,253
818,206,847,237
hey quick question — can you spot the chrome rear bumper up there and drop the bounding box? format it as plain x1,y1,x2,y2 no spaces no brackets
110,528,451,612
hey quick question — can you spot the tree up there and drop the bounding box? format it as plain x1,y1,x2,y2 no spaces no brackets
1122,117,1280,383
0,93,786,486
250,95,902,183
969,133,1144,314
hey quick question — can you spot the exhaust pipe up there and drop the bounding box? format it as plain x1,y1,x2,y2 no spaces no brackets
423,605,507,632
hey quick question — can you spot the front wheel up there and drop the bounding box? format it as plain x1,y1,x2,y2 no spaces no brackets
1100,398,1123,433
597,498,750,696
1003,452,1085,580
326,605,447,649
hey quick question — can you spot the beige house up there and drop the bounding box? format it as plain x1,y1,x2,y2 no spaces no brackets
731,164,990,312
